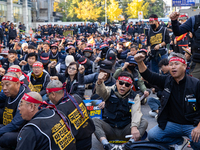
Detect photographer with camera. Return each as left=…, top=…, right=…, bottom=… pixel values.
left=147, top=14, right=170, bottom=73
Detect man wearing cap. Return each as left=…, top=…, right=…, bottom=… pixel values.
left=147, top=14, right=170, bottom=73
left=79, top=60, right=116, bottom=100
left=114, top=56, right=149, bottom=103
left=0, top=72, right=30, bottom=148
left=78, top=56, right=93, bottom=75
left=183, top=47, right=192, bottom=74
left=1, top=49, right=20, bottom=71
left=16, top=92, right=76, bottom=150
left=83, top=47, right=96, bottom=62
left=94, top=71, right=148, bottom=150
left=49, top=43, right=59, bottom=63
left=134, top=52, right=200, bottom=149
left=46, top=80, right=95, bottom=150
left=40, top=52, right=51, bottom=72
left=28, top=61, right=50, bottom=97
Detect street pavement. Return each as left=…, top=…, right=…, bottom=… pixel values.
left=84, top=90, right=192, bottom=150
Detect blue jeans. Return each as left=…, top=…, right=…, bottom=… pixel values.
left=147, top=97, right=160, bottom=111
left=3, top=34, right=8, bottom=46
left=151, top=53, right=168, bottom=73
left=148, top=121, right=200, bottom=150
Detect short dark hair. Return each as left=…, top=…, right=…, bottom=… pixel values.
left=43, top=42, right=50, bottom=47
left=8, top=49, right=17, bottom=54
left=158, top=58, right=169, bottom=68
left=149, top=14, right=158, bottom=19
left=117, top=71, right=134, bottom=83
left=27, top=52, right=37, bottom=60
left=28, top=45, right=36, bottom=50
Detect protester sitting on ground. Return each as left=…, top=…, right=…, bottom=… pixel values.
left=16, top=92, right=76, bottom=150
left=147, top=59, right=170, bottom=118
left=93, top=71, right=148, bottom=150
left=21, top=52, right=38, bottom=75
left=55, top=55, right=75, bottom=73
left=113, top=56, right=149, bottom=104
left=134, top=52, right=200, bottom=149
left=46, top=80, right=95, bottom=150
left=0, top=72, right=30, bottom=149
left=27, top=61, right=50, bottom=98
left=49, top=61, right=85, bottom=99
left=1, top=49, right=20, bottom=71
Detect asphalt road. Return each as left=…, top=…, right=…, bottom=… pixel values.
left=84, top=90, right=192, bottom=150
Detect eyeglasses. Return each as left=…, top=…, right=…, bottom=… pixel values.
left=118, top=80, right=131, bottom=87
left=68, top=66, right=76, bottom=71
left=51, top=47, right=57, bottom=50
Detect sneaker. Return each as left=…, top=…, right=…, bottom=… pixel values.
left=174, top=138, right=189, bottom=150
left=149, top=110, right=157, bottom=117
left=155, top=114, right=158, bottom=120
left=117, top=144, right=126, bottom=150
left=103, top=143, right=119, bottom=150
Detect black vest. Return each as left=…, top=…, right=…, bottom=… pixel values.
left=56, top=94, right=95, bottom=141
left=49, top=51, right=59, bottom=63
left=158, top=75, right=200, bottom=130
left=148, top=26, right=166, bottom=49
left=2, top=86, right=29, bottom=125
left=104, top=89, right=136, bottom=128
left=20, top=109, right=76, bottom=150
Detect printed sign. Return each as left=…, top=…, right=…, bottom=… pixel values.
left=83, top=100, right=102, bottom=119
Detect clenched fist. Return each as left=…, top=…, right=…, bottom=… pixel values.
left=97, top=72, right=107, bottom=85
left=134, top=53, right=146, bottom=63
left=170, top=12, right=180, bottom=21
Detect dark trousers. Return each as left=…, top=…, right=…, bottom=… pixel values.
left=0, top=132, right=18, bottom=149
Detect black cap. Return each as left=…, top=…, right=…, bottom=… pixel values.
left=107, top=53, right=116, bottom=64
left=100, top=60, right=115, bottom=73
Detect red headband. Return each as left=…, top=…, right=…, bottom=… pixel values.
left=2, top=76, right=20, bottom=82
left=32, top=63, right=43, bottom=68
left=169, top=57, right=186, bottom=64
left=118, top=76, right=133, bottom=84
left=149, top=18, right=158, bottom=21
left=22, top=93, right=44, bottom=104
left=40, top=56, right=49, bottom=60
left=46, top=87, right=63, bottom=94
left=7, top=68, right=21, bottom=73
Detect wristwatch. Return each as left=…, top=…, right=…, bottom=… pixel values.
left=159, top=44, right=162, bottom=48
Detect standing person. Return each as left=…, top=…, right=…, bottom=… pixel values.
left=170, top=12, right=200, bottom=79
left=147, top=14, right=170, bottom=73
left=174, top=15, right=189, bottom=54
left=46, top=80, right=95, bottom=150
left=126, top=21, right=135, bottom=36
left=16, top=92, right=76, bottom=150
left=111, top=23, right=118, bottom=34
left=8, top=23, right=17, bottom=42
left=121, top=21, right=127, bottom=34
left=134, top=52, right=200, bottom=150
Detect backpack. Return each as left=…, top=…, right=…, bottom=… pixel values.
left=125, top=141, right=174, bottom=150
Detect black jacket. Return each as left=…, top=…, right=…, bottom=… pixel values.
left=1, top=58, right=20, bottom=71
left=141, top=69, right=200, bottom=130
left=50, top=68, right=85, bottom=99
left=8, top=28, right=17, bottom=39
